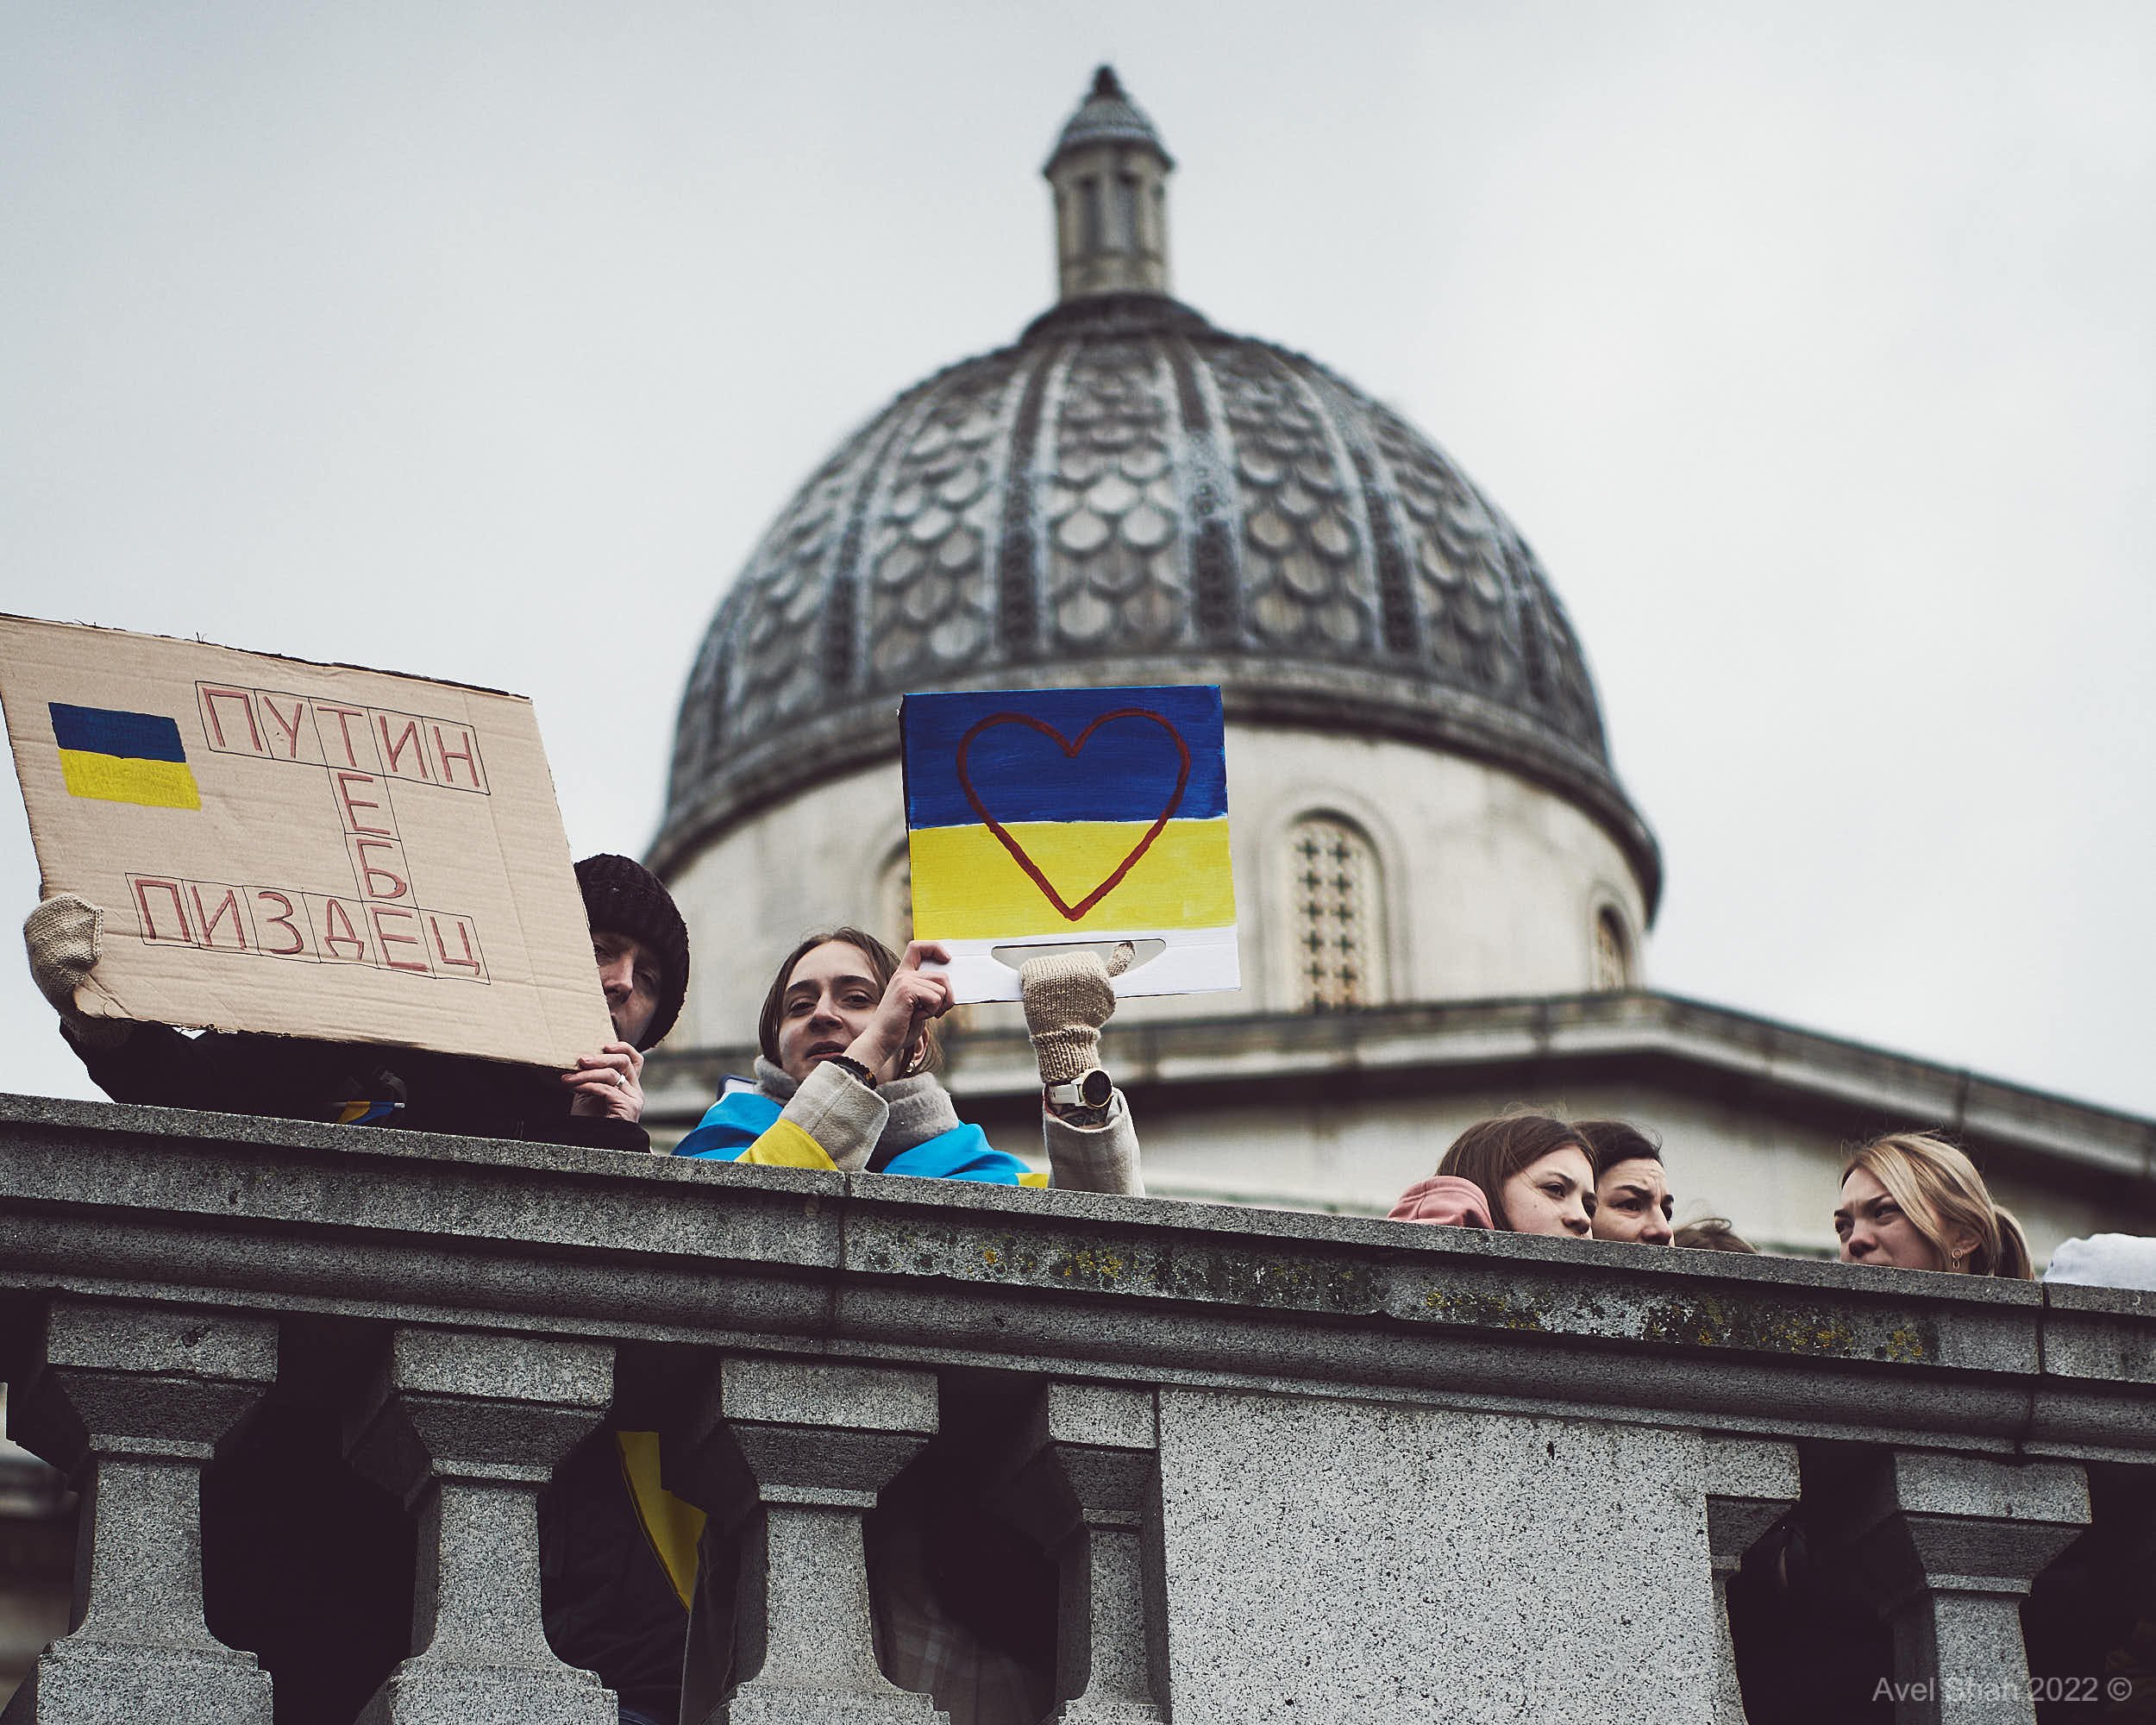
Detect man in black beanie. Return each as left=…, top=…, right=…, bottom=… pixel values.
left=17, top=854, right=693, bottom=1724
left=23, top=852, right=690, bottom=1155
left=576, top=853, right=691, bottom=1045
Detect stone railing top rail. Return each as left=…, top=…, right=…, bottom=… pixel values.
left=3, top=1092, right=2153, bottom=1465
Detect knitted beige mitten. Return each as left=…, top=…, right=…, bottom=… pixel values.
left=1019, top=944, right=1133, bottom=1085
left=23, top=894, right=129, bottom=1047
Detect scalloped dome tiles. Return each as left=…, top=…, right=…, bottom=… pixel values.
left=655, top=70, right=1657, bottom=908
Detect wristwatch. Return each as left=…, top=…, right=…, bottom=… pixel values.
left=1045, top=1068, right=1113, bottom=1110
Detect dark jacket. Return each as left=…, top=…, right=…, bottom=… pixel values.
left=65, top=1020, right=648, bottom=1153
left=540, top=1429, right=698, bottom=1716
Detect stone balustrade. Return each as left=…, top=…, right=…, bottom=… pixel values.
left=2, top=1091, right=2154, bottom=1725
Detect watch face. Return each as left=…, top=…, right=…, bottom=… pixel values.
left=1079, top=1069, right=1113, bottom=1108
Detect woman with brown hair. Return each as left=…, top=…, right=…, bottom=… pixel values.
left=1388, top=1113, right=1596, bottom=1237
left=673, top=926, right=1141, bottom=1192
left=1834, top=1132, right=2033, bottom=1278
left=653, top=929, right=1138, bottom=1725
left=1574, top=1117, right=1675, bottom=1245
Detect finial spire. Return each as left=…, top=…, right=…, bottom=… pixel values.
left=1044, top=65, right=1174, bottom=302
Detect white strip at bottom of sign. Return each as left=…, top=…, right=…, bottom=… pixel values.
left=924, top=925, right=1240, bottom=1005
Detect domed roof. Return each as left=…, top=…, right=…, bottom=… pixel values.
left=655, top=74, right=1658, bottom=911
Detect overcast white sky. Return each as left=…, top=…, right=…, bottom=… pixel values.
left=3, top=1, right=2151, bottom=1117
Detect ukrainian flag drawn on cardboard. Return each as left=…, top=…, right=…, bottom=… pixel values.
left=901, top=685, right=1238, bottom=1002
left=51, top=703, right=202, bottom=811
left=0, top=612, right=614, bottom=1069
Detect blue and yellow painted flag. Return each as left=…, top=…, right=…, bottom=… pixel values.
left=49, top=702, right=202, bottom=811
left=902, top=685, right=1232, bottom=940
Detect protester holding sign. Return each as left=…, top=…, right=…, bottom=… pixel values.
left=673, top=927, right=1142, bottom=1192
left=1, top=617, right=631, bottom=1073
left=22, top=850, right=687, bottom=1151
left=548, top=927, right=1137, bottom=1725
left=22, top=850, right=687, bottom=1719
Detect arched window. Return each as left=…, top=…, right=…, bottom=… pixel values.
left=1592, top=906, right=1633, bottom=992
left=1289, top=815, right=1384, bottom=1011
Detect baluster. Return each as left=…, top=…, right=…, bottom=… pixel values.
left=994, top=1382, right=1167, bottom=1724
left=342, top=1327, right=613, bottom=1725
left=1832, top=1452, right=2089, bottom=1725
left=683, top=1357, right=945, bottom=1724
left=1702, top=1435, right=1799, bottom=1725
left=2, top=1299, right=275, bottom=1725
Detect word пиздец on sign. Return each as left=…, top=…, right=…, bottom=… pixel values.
left=1, top=613, right=612, bottom=1067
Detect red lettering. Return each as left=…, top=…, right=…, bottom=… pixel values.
left=198, top=686, right=263, bottom=755
left=129, top=876, right=194, bottom=945
left=254, top=890, right=308, bottom=957
left=429, top=722, right=486, bottom=793
left=332, top=771, right=396, bottom=837
left=188, top=882, right=251, bottom=952
left=260, top=693, right=311, bottom=762
left=370, top=906, right=429, bottom=974
left=317, top=704, right=375, bottom=770
left=350, top=836, right=410, bottom=900
left=425, top=912, right=484, bottom=977
left=373, top=712, right=431, bottom=781
left=315, top=897, right=370, bottom=963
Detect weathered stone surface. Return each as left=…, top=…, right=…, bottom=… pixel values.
left=995, top=1383, right=1165, bottom=1722
left=5, top=1095, right=2150, bottom=1465
left=1152, top=1389, right=1719, bottom=1724
left=3, top=1302, right=274, bottom=1724
left=711, top=1357, right=937, bottom=1437
left=7, top=1098, right=2155, bottom=1723
left=2026, top=1282, right=2156, bottom=1460
left=0, top=1639, right=269, bottom=1725
left=683, top=1358, right=944, bottom=1725
left=1820, top=1453, right=2090, bottom=1725
left=1701, top=1436, right=1799, bottom=1725
left=345, top=1329, right=613, bottom=1725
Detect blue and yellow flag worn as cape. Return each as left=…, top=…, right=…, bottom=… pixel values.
left=674, top=1082, right=1046, bottom=1185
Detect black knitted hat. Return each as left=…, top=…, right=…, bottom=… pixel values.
left=575, top=854, right=690, bottom=1050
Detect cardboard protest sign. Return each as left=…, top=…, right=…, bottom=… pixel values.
left=0, top=615, right=614, bottom=1068
left=900, top=685, right=1238, bottom=1002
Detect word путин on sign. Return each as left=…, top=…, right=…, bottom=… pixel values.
left=108, top=681, right=494, bottom=981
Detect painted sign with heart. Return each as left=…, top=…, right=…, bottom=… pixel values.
left=900, top=685, right=1238, bottom=1002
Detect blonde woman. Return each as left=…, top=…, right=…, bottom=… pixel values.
left=1833, top=1132, right=2034, bottom=1278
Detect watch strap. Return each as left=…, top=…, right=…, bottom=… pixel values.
left=825, top=1055, right=879, bottom=1090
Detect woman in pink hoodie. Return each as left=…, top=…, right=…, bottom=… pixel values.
left=1388, top=1114, right=1596, bottom=1237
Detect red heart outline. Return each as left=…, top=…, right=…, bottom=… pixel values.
left=955, top=707, right=1193, bottom=922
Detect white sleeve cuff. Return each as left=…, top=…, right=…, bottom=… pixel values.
left=1042, top=1089, right=1143, bottom=1195
left=780, top=1062, right=889, bottom=1174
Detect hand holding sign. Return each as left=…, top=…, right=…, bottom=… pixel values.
left=0, top=614, right=611, bottom=1068
left=850, top=939, right=956, bottom=1078
left=901, top=686, right=1238, bottom=1004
